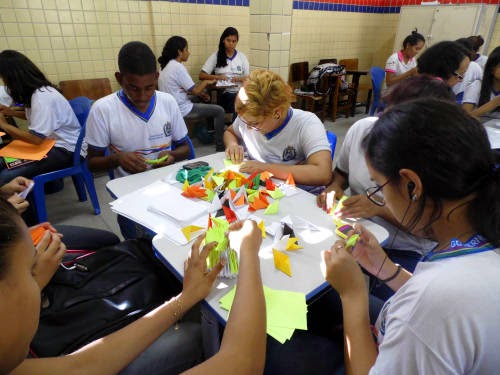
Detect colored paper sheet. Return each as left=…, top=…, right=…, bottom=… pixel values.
left=260, top=171, right=273, bottom=181
left=265, top=179, right=276, bottom=191
left=200, top=189, right=215, bottom=202
left=248, top=196, right=269, bottom=211
left=212, top=175, right=225, bottom=187
left=273, top=249, right=292, bottom=277
left=258, top=191, right=269, bottom=205
left=222, top=205, right=237, bottom=223
left=258, top=220, right=266, bottom=238
left=264, top=200, right=279, bottom=215
left=181, top=184, right=207, bottom=198
left=0, top=138, right=55, bottom=160
left=267, top=188, right=285, bottom=200
left=286, top=237, right=303, bottom=251
left=182, top=179, right=189, bottom=191
left=181, top=225, right=204, bottom=241
left=285, top=173, right=295, bottom=187
left=30, top=226, right=47, bottom=245
left=345, top=233, right=360, bottom=251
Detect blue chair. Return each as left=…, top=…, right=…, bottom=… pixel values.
left=369, top=67, right=385, bottom=116
left=107, top=135, right=196, bottom=180
left=326, top=130, right=337, bottom=159
left=32, top=96, right=100, bottom=222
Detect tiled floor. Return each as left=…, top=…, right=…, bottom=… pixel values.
left=45, top=111, right=368, bottom=239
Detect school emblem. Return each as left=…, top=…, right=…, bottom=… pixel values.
left=237, top=65, right=242, bottom=72
left=163, top=122, right=172, bottom=137
left=282, top=146, right=297, bottom=161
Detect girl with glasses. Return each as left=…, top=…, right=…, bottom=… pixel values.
left=224, top=69, right=332, bottom=188
left=317, top=74, right=456, bottom=300
left=321, top=98, right=500, bottom=374
left=462, top=46, right=500, bottom=119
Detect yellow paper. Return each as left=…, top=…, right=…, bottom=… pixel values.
left=264, top=200, right=279, bottom=215
left=181, top=225, right=204, bottom=241
left=0, top=138, right=56, bottom=160
left=182, top=179, right=189, bottom=191
left=286, top=237, right=303, bottom=251
left=258, top=220, right=266, bottom=238
left=273, top=249, right=292, bottom=277
left=212, top=175, right=224, bottom=186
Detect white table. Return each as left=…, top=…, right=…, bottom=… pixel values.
left=483, top=118, right=500, bottom=149
left=107, top=153, right=389, bottom=324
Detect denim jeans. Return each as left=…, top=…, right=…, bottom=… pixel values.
left=0, top=146, right=74, bottom=185
left=185, top=103, right=225, bottom=148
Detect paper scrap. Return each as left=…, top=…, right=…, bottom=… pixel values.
left=264, top=200, right=279, bottom=215
left=273, top=249, right=292, bottom=276
left=0, top=138, right=55, bottom=160
left=181, top=225, right=205, bottom=241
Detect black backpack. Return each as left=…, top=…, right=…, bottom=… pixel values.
left=30, top=239, right=182, bottom=357
left=305, top=63, right=346, bottom=95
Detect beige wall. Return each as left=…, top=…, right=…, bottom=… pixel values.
left=0, top=0, right=498, bottom=91
left=0, top=0, right=249, bottom=91
left=488, top=16, right=500, bottom=55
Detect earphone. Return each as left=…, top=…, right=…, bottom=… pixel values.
left=407, top=182, right=417, bottom=201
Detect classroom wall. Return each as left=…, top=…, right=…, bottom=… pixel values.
left=0, top=0, right=498, bottom=92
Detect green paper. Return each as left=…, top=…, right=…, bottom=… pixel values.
left=145, top=154, right=168, bottom=164
left=346, top=233, right=360, bottom=250
left=267, top=188, right=285, bottom=200
left=228, top=249, right=239, bottom=274
left=200, top=189, right=215, bottom=202
left=224, top=159, right=235, bottom=167
left=212, top=175, right=225, bottom=186
left=252, top=174, right=261, bottom=188
left=228, top=179, right=238, bottom=189
left=264, top=200, right=279, bottom=215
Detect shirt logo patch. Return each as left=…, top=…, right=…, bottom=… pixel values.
left=163, top=122, right=172, bottom=137
left=237, top=65, right=242, bottom=72
left=282, top=146, right=297, bottom=162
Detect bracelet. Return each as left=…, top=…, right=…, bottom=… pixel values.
left=379, top=263, right=402, bottom=283
left=171, top=296, right=183, bottom=330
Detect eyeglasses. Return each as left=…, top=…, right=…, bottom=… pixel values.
left=365, top=179, right=390, bottom=206
left=453, top=71, right=465, bottom=80
left=237, top=115, right=262, bottom=131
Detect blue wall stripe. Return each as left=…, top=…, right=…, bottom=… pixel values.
left=293, top=1, right=401, bottom=13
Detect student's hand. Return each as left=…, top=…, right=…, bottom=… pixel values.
left=335, top=194, right=382, bottom=219
left=217, top=74, right=229, bottom=81
left=30, top=222, right=60, bottom=235
left=199, top=92, right=211, bottom=102
left=116, top=152, right=148, bottom=174
left=0, top=176, right=33, bottom=196
left=321, top=240, right=367, bottom=299
left=225, top=144, right=244, bottom=163
left=239, top=160, right=265, bottom=174
left=349, top=224, right=387, bottom=277
left=317, top=184, right=345, bottom=211
left=152, top=151, right=175, bottom=168
left=33, top=230, right=67, bottom=289
left=7, top=194, right=29, bottom=214
left=182, top=235, right=224, bottom=303
left=228, top=220, right=262, bottom=255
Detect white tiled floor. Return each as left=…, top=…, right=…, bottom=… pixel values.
left=45, top=111, right=368, bottom=239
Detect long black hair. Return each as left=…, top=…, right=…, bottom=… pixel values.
left=363, top=98, right=499, bottom=246
left=417, top=41, right=469, bottom=81
left=216, top=27, right=239, bottom=68
left=0, top=50, right=55, bottom=107
left=402, top=29, right=425, bottom=49
left=478, top=46, right=500, bottom=108
left=158, top=36, right=188, bottom=70
left=0, top=198, right=22, bottom=279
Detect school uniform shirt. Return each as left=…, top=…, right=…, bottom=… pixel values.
left=463, top=79, right=500, bottom=114
left=85, top=90, right=188, bottom=178
left=201, top=50, right=250, bottom=93
left=231, top=107, right=330, bottom=165
left=475, top=54, right=488, bottom=70
left=452, top=61, right=483, bottom=100
left=26, top=86, right=81, bottom=155
left=336, top=117, right=435, bottom=253
left=370, top=249, right=500, bottom=374
left=158, top=60, right=195, bottom=117
left=0, top=86, right=12, bottom=106
left=384, top=51, right=416, bottom=76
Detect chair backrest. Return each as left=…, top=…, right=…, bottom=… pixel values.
left=289, top=62, right=309, bottom=86
left=318, top=58, right=338, bottom=65
left=326, top=130, right=337, bottom=159
left=68, top=96, right=92, bottom=166
left=60, top=78, right=112, bottom=101
left=339, top=58, right=359, bottom=71
left=369, top=67, right=385, bottom=116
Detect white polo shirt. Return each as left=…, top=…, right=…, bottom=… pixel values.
left=231, top=108, right=330, bottom=164
left=452, top=61, right=483, bottom=99
left=0, top=86, right=12, bottom=106
left=201, top=50, right=250, bottom=93
left=26, top=86, right=81, bottom=154
left=158, top=60, right=195, bottom=117
left=385, top=51, right=416, bottom=76
left=85, top=90, right=188, bottom=178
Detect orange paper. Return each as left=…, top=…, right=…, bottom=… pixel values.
left=234, top=194, right=245, bottom=207
left=260, top=171, right=273, bottom=181
left=182, top=185, right=207, bottom=198
left=0, top=138, right=56, bottom=160
left=285, top=173, right=296, bottom=187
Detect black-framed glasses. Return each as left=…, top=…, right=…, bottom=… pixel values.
left=453, top=71, right=464, bottom=80
left=365, top=179, right=390, bottom=206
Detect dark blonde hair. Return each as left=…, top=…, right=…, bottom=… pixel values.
left=235, top=69, right=294, bottom=119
